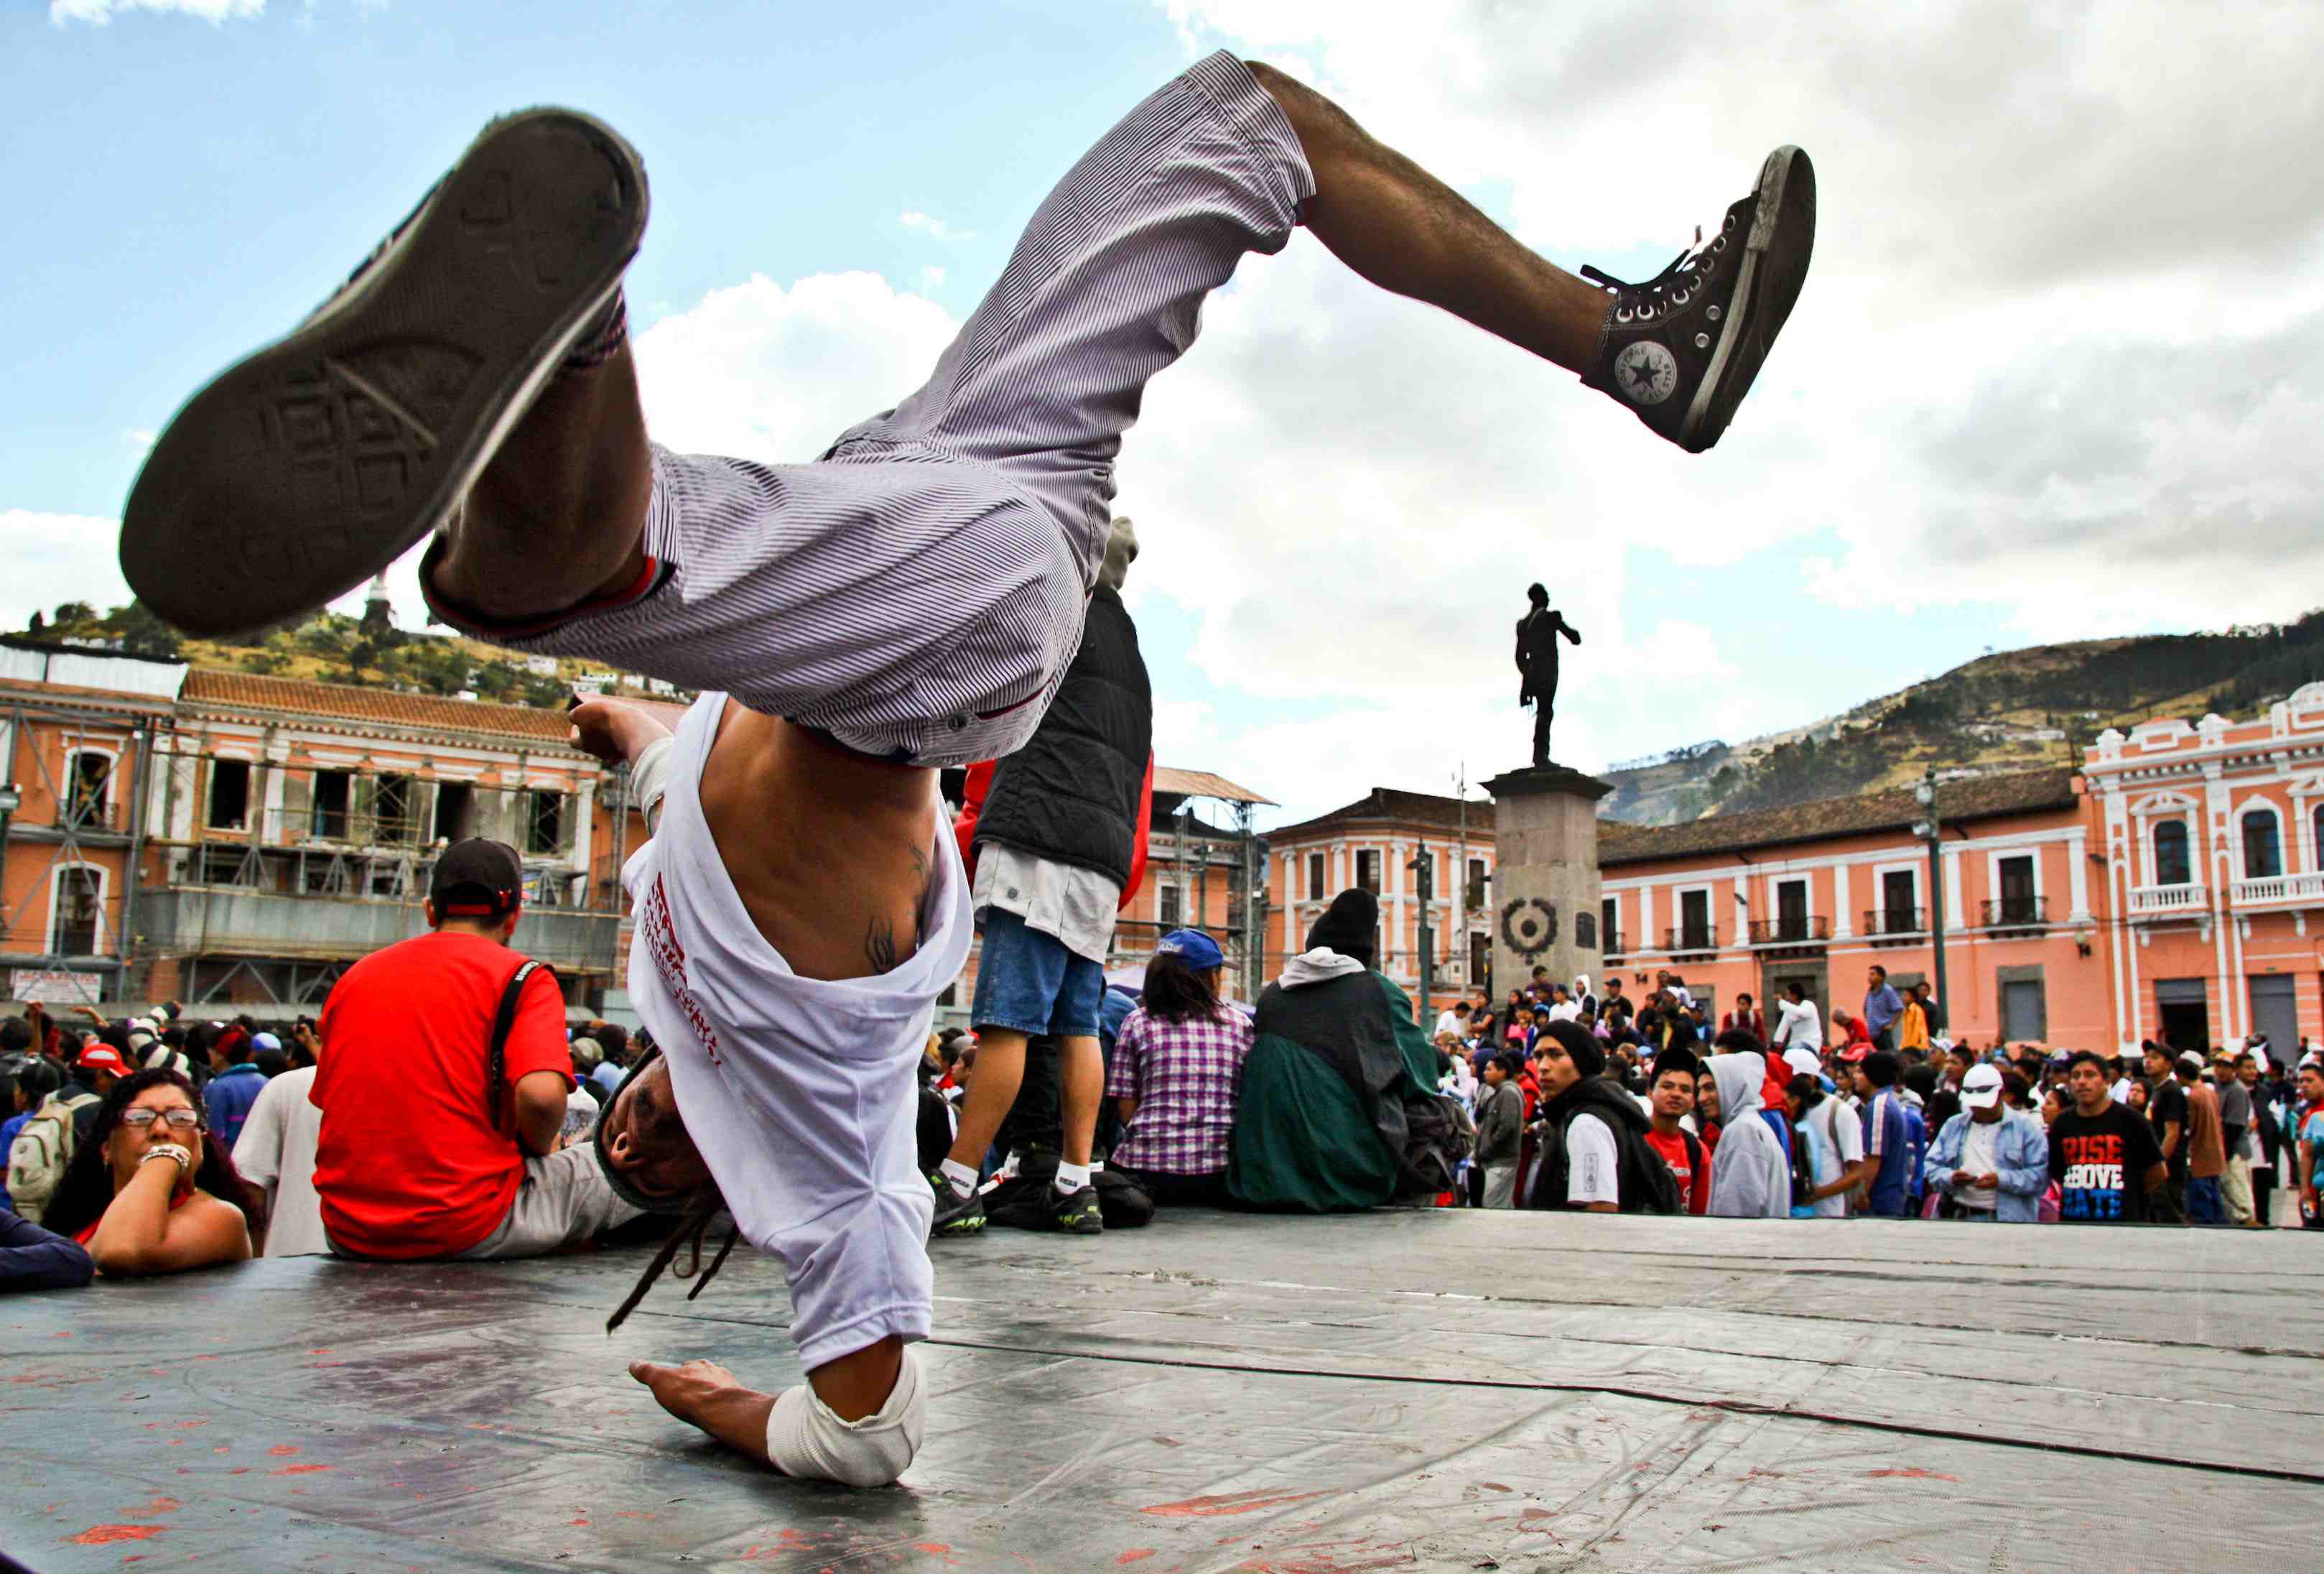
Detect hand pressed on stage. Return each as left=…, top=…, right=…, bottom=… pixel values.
left=629, top=1358, right=776, bottom=1464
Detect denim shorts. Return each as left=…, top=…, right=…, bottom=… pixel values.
left=971, top=907, right=1105, bottom=1038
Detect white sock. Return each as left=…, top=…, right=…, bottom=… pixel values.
left=939, top=1158, right=979, bottom=1200
left=1054, top=1160, right=1092, bottom=1195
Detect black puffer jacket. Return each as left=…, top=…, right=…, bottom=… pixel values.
left=972, top=585, right=1151, bottom=886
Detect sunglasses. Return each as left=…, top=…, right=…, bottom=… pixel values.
left=120, top=1107, right=203, bottom=1131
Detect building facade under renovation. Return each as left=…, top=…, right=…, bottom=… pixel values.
left=0, top=639, right=644, bottom=1014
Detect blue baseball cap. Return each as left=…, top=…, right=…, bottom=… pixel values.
left=1153, top=929, right=1225, bottom=971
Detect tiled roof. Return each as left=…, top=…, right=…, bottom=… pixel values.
left=1154, top=767, right=1275, bottom=806
left=1271, top=787, right=1497, bottom=841
left=180, top=668, right=573, bottom=746
left=1598, top=767, right=2083, bottom=866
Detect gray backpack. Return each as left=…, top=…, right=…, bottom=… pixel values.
left=8, top=1090, right=99, bottom=1223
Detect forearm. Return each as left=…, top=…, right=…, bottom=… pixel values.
left=631, top=733, right=676, bottom=835
left=87, top=1161, right=181, bottom=1273
left=0, top=1214, right=94, bottom=1290
left=691, top=1382, right=778, bottom=1464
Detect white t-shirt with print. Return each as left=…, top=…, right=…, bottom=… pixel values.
left=623, top=695, right=973, bottom=1371
left=1566, top=1114, right=1620, bottom=1207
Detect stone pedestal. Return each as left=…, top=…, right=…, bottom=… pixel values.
left=1484, top=764, right=1614, bottom=1000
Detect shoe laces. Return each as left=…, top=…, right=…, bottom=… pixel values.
left=1581, top=213, right=1733, bottom=325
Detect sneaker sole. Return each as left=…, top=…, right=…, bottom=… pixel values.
left=118, top=109, right=649, bottom=636
left=1680, top=145, right=1814, bottom=453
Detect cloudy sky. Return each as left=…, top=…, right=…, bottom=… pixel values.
left=9, top=0, right=2320, bottom=827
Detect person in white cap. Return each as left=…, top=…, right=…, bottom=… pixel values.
left=1923, top=1063, right=2048, bottom=1223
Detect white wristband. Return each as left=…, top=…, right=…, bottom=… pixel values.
left=763, top=1346, right=924, bottom=1488
left=141, top=1144, right=192, bottom=1172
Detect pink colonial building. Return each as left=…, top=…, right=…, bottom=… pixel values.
left=2085, top=682, right=2324, bottom=1055
left=1598, top=768, right=2104, bottom=1050
left=1265, top=788, right=1498, bottom=1024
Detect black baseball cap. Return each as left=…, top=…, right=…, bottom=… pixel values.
left=430, top=838, right=525, bottom=920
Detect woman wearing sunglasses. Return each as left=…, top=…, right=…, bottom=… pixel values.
left=43, top=1069, right=256, bottom=1277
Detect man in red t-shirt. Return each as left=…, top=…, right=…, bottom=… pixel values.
left=311, top=839, right=638, bottom=1259
left=1642, top=1047, right=1711, bottom=1216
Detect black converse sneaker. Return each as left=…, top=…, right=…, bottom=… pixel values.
left=1581, top=146, right=1814, bottom=453
left=118, top=108, right=649, bottom=637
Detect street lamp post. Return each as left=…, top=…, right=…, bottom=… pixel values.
left=0, top=782, right=19, bottom=943
left=1408, top=836, right=1434, bottom=1027
left=1912, top=769, right=1948, bottom=1028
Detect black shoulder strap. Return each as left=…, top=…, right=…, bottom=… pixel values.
left=487, top=959, right=553, bottom=1134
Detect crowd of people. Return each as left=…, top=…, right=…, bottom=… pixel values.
left=0, top=846, right=659, bottom=1295
left=7, top=909, right=2323, bottom=1308
left=1424, top=963, right=2320, bottom=1225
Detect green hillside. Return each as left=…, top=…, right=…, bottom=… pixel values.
left=1602, top=610, right=2324, bottom=826
left=27, top=596, right=623, bottom=708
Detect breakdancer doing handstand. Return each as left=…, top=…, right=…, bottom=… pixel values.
left=116, top=52, right=1813, bottom=1486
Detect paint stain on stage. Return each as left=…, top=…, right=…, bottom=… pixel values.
left=67, top=1525, right=165, bottom=1545
left=1142, top=1490, right=1334, bottom=1517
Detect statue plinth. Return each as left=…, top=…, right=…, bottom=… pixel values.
left=1484, top=761, right=1612, bottom=1001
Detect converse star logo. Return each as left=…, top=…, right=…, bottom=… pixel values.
left=1614, top=341, right=1678, bottom=406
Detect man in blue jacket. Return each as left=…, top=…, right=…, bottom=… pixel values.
left=1923, top=1063, right=2047, bottom=1222
left=1862, top=965, right=1905, bottom=1054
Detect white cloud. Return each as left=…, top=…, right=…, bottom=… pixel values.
left=898, top=210, right=975, bottom=244
left=1150, top=1, right=2324, bottom=646
left=122, top=428, right=156, bottom=451
left=626, top=270, right=958, bottom=463
left=51, top=0, right=264, bottom=23
left=918, top=264, right=947, bottom=291
left=0, top=510, right=134, bottom=630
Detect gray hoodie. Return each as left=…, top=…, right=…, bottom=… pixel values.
left=1705, top=1052, right=1790, bottom=1219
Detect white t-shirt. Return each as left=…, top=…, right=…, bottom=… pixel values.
left=1435, top=1010, right=1464, bottom=1039
left=1804, top=1095, right=1866, bottom=1218
left=1956, top=1119, right=2000, bottom=1210
left=1566, top=1114, right=1620, bottom=1207
left=623, top=695, right=973, bottom=1371
left=232, top=1065, right=327, bottom=1258
left=2111, top=1076, right=2133, bottom=1105
left=1776, top=998, right=1823, bottom=1051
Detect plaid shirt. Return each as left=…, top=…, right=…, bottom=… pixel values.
left=1107, top=1003, right=1253, bottom=1176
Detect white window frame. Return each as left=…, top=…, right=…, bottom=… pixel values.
left=46, top=861, right=110, bottom=958
left=2147, top=815, right=2195, bottom=888
left=1872, top=861, right=1924, bottom=931
left=1986, top=848, right=2043, bottom=922
left=2236, top=800, right=2285, bottom=881
left=62, top=744, right=119, bottom=820
left=1673, top=881, right=1716, bottom=950
left=1771, top=874, right=1812, bottom=932
left=1156, top=879, right=1184, bottom=928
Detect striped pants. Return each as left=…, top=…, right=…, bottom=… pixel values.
left=442, top=52, right=1314, bottom=766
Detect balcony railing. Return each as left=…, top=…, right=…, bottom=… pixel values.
left=1665, top=925, right=1718, bottom=954
left=139, top=887, right=621, bottom=973
left=2230, top=871, right=2324, bottom=907
left=1602, top=930, right=1625, bottom=958
left=2129, top=882, right=2207, bottom=917
left=1749, top=915, right=1829, bottom=946
left=1981, top=895, right=2048, bottom=927
left=1863, top=907, right=1926, bottom=937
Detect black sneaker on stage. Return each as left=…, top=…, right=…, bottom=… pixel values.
left=117, top=108, right=649, bottom=637
left=1580, top=145, right=1814, bottom=453
left=1046, top=1183, right=1105, bottom=1236
left=929, top=1170, right=987, bottom=1239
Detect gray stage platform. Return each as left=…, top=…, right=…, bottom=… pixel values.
left=6, top=1210, right=2322, bottom=1572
